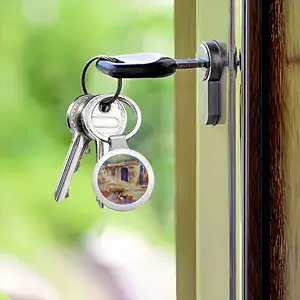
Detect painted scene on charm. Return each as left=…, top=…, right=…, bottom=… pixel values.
left=97, top=154, right=149, bottom=205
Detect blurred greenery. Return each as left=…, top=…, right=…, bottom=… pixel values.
left=0, top=292, right=10, bottom=300
left=0, top=0, right=174, bottom=267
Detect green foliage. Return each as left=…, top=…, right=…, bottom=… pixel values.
left=0, top=0, right=174, bottom=261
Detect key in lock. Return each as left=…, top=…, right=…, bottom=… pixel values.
left=95, top=40, right=226, bottom=125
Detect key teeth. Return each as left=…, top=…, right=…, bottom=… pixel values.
left=54, top=192, right=60, bottom=202
left=54, top=190, right=69, bottom=202
left=75, top=162, right=80, bottom=172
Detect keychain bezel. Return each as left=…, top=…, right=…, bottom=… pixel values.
left=92, top=148, right=154, bottom=211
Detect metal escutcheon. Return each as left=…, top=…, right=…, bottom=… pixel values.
left=197, top=40, right=225, bottom=125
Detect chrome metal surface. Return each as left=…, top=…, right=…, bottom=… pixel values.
left=81, top=94, right=141, bottom=143
left=175, top=58, right=210, bottom=69
left=197, top=44, right=210, bottom=81
left=54, top=94, right=94, bottom=202
left=197, top=40, right=224, bottom=125
left=109, top=135, right=129, bottom=150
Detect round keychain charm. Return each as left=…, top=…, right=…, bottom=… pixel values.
left=91, top=94, right=154, bottom=211
left=92, top=147, right=154, bottom=211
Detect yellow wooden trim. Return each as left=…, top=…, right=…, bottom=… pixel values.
left=196, top=1, right=232, bottom=299
left=174, top=0, right=197, bottom=300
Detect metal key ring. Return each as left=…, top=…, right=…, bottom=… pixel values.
left=80, top=55, right=122, bottom=107
left=81, top=94, right=142, bottom=143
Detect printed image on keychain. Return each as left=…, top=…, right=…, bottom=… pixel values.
left=89, top=96, right=154, bottom=211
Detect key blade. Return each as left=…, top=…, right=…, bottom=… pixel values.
left=54, top=133, right=89, bottom=202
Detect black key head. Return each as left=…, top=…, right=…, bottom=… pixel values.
left=95, top=53, right=177, bottom=79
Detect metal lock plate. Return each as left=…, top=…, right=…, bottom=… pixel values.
left=197, top=40, right=225, bottom=125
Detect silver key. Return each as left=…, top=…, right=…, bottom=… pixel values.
left=54, top=94, right=94, bottom=202
left=81, top=94, right=127, bottom=158
left=81, top=94, right=127, bottom=207
left=66, top=97, right=92, bottom=156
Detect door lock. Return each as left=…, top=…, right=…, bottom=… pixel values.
left=90, top=40, right=225, bottom=125
left=196, top=41, right=224, bottom=125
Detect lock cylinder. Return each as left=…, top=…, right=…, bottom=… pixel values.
left=197, top=40, right=224, bottom=125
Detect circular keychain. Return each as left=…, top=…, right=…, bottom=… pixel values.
left=89, top=95, right=155, bottom=211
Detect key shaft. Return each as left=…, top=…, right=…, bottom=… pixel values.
left=175, top=58, right=210, bottom=69
left=55, top=133, right=89, bottom=202
left=54, top=94, right=94, bottom=202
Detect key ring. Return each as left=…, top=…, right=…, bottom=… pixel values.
left=80, top=55, right=123, bottom=111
